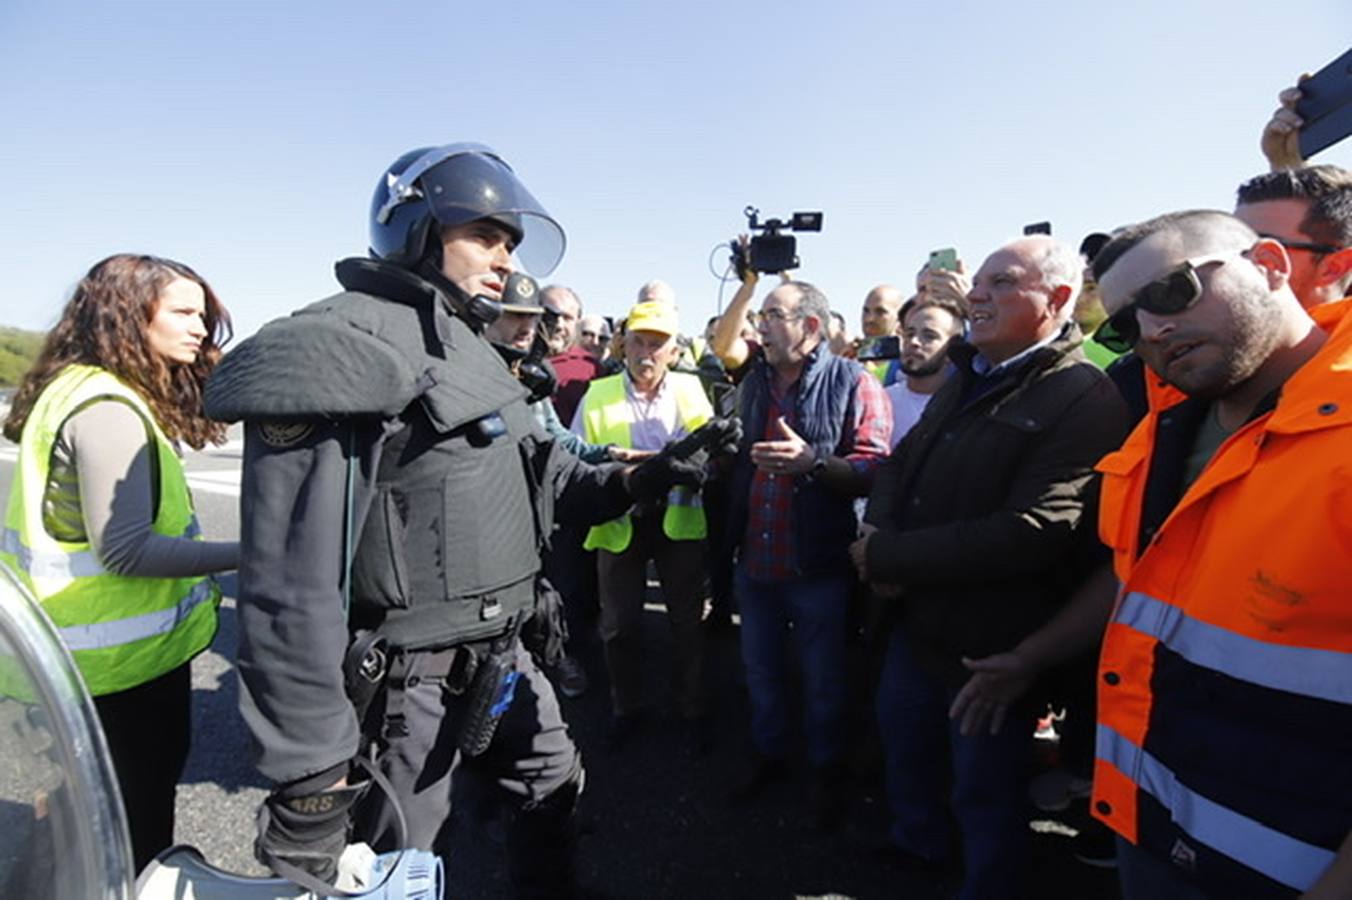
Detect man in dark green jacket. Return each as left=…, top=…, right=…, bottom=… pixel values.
left=851, top=236, right=1129, bottom=900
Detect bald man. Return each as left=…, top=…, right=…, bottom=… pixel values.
left=858, top=284, right=905, bottom=383
left=855, top=236, right=1128, bottom=898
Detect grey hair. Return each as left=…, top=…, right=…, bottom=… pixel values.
left=1027, top=239, right=1083, bottom=322
left=541, top=284, right=582, bottom=314
left=785, top=280, right=831, bottom=329
left=636, top=279, right=676, bottom=305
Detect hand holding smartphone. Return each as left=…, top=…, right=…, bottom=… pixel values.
left=928, top=247, right=959, bottom=272
left=1296, top=48, right=1352, bottom=159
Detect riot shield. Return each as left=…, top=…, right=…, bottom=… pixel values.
left=0, top=561, right=135, bottom=898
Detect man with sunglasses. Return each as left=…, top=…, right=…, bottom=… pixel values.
left=1235, top=165, right=1352, bottom=310
left=952, top=210, right=1352, bottom=899
left=1092, top=166, right=1352, bottom=427
left=1095, top=167, right=1352, bottom=365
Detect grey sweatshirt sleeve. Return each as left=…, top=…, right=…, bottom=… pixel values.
left=64, top=400, right=239, bottom=577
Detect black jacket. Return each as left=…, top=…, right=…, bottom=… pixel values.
left=864, top=326, right=1129, bottom=685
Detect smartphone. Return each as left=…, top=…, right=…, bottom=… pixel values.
left=1297, top=48, right=1352, bottom=158
left=928, top=247, right=958, bottom=272
left=857, top=335, right=901, bottom=361
left=1023, top=221, right=1052, bottom=236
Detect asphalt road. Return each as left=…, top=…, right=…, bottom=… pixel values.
left=0, top=430, right=1121, bottom=899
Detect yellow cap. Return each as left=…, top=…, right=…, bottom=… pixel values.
left=625, top=300, right=680, bottom=337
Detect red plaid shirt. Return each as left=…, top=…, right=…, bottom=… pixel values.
left=743, top=371, right=891, bottom=581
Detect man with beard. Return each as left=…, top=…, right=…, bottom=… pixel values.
left=543, top=284, right=582, bottom=354
left=726, top=280, right=892, bottom=827
left=884, top=294, right=967, bottom=449
left=543, top=285, right=601, bottom=427
left=951, top=210, right=1352, bottom=899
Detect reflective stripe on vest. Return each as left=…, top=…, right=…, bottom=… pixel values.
left=580, top=372, right=711, bottom=552
left=1115, top=590, right=1352, bottom=705
left=1097, top=723, right=1333, bottom=891
left=1, top=516, right=203, bottom=583
left=0, top=365, right=219, bottom=695
left=1, top=526, right=105, bottom=579
left=59, top=577, right=216, bottom=651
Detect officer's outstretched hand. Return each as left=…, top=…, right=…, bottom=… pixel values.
left=256, top=781, right=365, bottom=886
left=626, top=416, right=743, bottom=501
left=519, top=358, right=558, bottom=404
left=626, top=444, right=707, bottom=503
left=693, top=416, right=743, bottom=459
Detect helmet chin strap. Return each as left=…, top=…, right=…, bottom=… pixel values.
left=416, top=259, right=502, bottom=330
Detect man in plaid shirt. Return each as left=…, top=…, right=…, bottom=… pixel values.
left=723, top=279, right=891, bottom=828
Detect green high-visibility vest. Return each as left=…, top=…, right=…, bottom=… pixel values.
left=580, top=371, right=712, bottom=553
left=0, top=365, right=220, bottom=696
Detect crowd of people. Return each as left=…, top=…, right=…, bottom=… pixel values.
left=2, top=81, right=1349, bottom=900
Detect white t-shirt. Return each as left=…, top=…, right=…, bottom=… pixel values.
left=884, top=380, right=935, bottom=450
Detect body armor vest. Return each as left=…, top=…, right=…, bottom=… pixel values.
left=351, top=390, right=543, bottom=649
left=206, top=258, right=549, bottom=651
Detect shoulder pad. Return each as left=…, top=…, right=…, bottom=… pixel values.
left=205, top=295, right=422, bottom=421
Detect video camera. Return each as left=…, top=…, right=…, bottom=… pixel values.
left=730, top=206, right=823, bottom=275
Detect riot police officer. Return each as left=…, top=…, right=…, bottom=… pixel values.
left=205, top=144, right=709, bottom=896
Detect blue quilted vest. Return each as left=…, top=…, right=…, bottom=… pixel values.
left=730, top=344, right=862, bottom=578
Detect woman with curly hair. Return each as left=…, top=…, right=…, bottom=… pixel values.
left=1, top=253, right=239, bottom=871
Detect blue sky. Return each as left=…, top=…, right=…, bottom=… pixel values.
left=2, top=1, right=1348, bottom=339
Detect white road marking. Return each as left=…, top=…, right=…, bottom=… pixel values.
left=4, top=439, right=242, bottom=496
left=187, top=470, right=242, bottom=497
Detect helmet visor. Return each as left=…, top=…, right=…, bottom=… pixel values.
left=415, top=147, right=566, bottom=276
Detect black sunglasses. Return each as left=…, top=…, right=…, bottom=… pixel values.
left=1094, top=251, right=1239, bottom=353
left=1256, top=233, right=1341, bottom=256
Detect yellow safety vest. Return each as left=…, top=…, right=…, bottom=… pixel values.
left=0, top=365, right=220, bottom=696
left=580, top=371, right=711, bottom=552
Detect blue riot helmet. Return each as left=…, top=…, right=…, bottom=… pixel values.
left=369, top=143, right=566, bottom=277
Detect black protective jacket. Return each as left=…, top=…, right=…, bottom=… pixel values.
left=205, top=259, right=630, bottom=785
left=863, top=326, right=1129, bottom=685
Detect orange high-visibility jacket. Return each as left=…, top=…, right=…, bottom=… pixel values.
left=1092, top=298, right=1352, bottom=897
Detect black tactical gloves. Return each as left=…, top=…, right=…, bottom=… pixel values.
left=693, top=416, right=743, bottom=458
left=627, top=416, right=743, bottom=503
left=256, top=781, right=365, bottom=885
left=518, top=358, right=558, bottom=405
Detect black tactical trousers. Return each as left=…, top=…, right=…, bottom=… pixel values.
left=355, top=638, right=582, bottom=897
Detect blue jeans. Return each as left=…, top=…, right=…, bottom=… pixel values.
left=735, top=567, right=849, bottom=768
left=876, top=624, right=1030, bottom=900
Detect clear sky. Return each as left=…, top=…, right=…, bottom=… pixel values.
left=2, top=1, right=1348, bottom=340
